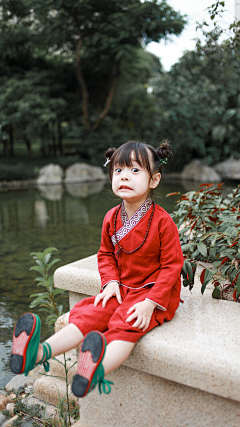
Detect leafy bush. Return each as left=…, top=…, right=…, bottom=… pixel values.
left=170, top=184, right=240, bottom=301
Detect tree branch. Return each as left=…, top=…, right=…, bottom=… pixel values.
left=76, top=34, right=90, bottom=132
left=93, top=68, right=118, bottom=131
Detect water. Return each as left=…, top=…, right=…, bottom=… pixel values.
left=0, top=177, right=227, bottom=388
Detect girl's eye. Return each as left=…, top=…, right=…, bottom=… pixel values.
left=132, top=168, right=139, bottom=173
left=115, top=168, right=122, bottom=173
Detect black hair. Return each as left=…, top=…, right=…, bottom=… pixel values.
left=105, top=140, right=172, bottom=181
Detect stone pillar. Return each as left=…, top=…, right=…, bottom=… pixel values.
left=235, top=0, right=240, bottom=21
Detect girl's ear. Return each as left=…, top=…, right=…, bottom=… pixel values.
left=150, top=172, right=161, bottom=189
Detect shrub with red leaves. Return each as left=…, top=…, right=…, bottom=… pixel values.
left=170, top=184, right=240, bottom=301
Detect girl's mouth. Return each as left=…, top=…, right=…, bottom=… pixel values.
left=119, top=185, right=132, bottom=190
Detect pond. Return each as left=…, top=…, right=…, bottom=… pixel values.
left=0, top=177, right=234, bottom=388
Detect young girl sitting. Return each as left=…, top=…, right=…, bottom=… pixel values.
left=11, top=140, right=184, bottom=398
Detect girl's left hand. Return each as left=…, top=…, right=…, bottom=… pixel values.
left=126, top=300, right=156, bottom=332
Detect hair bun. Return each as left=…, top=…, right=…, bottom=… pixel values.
left=105, top=147, right=116, bottom=159
left=156, top=140, right=173, bottom=159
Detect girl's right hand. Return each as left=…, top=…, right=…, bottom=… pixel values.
left=94, top=281, right=122, bottom=308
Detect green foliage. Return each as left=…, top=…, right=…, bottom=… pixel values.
left=0, top=0, right=185, bottom=160
left=3, top=390, right=56, bottom=427
left=29, top=247, right=63, bottom=326
left=152, top=5, right=240, bottom=170
left=171, top=184, right=240, bottom=300
left=29, top=247, right=78, bottom=426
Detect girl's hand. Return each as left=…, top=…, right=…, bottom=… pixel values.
left=94, top=281, right=122, bottom=308
left=126, top=300, right=156, bottom=331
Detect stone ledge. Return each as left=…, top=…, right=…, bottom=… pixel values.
left=54, top=254, right=240, bottom=404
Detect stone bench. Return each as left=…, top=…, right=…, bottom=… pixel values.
left=53, top=254, right=240, bottom=427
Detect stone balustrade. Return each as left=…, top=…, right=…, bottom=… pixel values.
left=52, top=254, right=240, bottom=427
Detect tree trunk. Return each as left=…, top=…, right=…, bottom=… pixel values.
left=76, top=35, right=90, bottom=133
left=8, top=124, right=14, bottom=157
left=51, top=121, right=57, bottom=156
left=57, top=121, right=63, bottom=155
left=93, top=69, right=118, bottom=131
left=24, top=135, right=32, bottom=158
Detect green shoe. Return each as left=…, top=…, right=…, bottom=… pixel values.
left=72, top=331, right=113, bottom=398
left=10, top=313, right=41, bottom=376
left=36, top=342, right=52, bottom=373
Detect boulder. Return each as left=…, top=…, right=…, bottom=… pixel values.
left=214, top=157, right=240, bottom=180
left=37, top=164, right=63, bottom=185
left=181, top=159, right=221, bottom=182
left=64, top=162, right=106, bottom=183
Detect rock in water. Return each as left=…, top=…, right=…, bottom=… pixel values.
left=215, top=157, right=240, bottom=180
left=181, top=159, right=221, bottom=182
left=64, top=162, right=106, bottom=183
left=37, top=164, right=63, bottom=185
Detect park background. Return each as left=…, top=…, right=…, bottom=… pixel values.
left=0, top=0, right=240, bottom=390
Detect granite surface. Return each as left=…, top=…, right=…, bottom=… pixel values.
left=54, top=254, right=240, bottom=406
left=79, top=365, right=240, bottom=427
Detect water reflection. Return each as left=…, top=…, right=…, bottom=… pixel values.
left=65, top=181, right=105, bottom=198
left=35, top=200, right=49, bottom=227
left=37, top=184, right=64, bottom=201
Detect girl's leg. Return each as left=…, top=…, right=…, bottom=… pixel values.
left=102, top=340, right=135, bottom=376
left=36, top=323, right=84, bottom=364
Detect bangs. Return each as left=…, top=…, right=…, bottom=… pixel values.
left=109, top=141, right=152, bottom=179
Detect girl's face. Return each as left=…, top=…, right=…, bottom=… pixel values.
left=112, top=153, right=161, bottom=206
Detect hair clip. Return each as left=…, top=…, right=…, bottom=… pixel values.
left=103, top=158, right=111, bottom=167
left=159, top=157, right=168, bottom=167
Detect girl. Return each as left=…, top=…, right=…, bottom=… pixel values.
left=11, top=140, right=184, bottom=398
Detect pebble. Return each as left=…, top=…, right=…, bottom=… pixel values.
left=0, top=397, right=8, bottom=411
left=0, top=391, right=6, bottom=397
left=2, top=415, right=18, bottom=427
left=5, top=404, right=15, bottom=416
left=24, top=386, right=33, bottom=395
left=5, top=375, right=34, bottom=393
left=0, top=413, right=7, bottom=426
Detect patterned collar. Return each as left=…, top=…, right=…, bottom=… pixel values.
left=111, top=196, right=153, bottom=247
left=120, top=196, right=152, bottom=225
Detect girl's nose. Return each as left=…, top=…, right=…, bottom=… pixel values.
left=121, top=170, right=129, bottom=180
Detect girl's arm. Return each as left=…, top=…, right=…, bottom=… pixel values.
left=145, top=214, right=184, bottom=310
left=97, top=212, right=120, bottom=288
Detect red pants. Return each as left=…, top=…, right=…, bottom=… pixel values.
left=69, top=285, right=165, bottom=344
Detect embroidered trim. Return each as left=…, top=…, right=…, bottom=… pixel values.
left=119, top=281, right=155, bottom=290
left=111, top=196, right=152, bottom=246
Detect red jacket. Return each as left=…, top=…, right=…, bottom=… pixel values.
left=97, top=200, right=184, bottom=320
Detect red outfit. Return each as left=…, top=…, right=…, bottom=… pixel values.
left=69, top=197, right=184, bottom=344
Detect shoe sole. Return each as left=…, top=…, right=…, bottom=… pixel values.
left=72, top=331, right=106, bottom=398
left=10, top=313, right=41, bottom=375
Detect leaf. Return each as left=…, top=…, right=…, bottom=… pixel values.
left=30, top=252, right=44, bottom=261
left=44, top=253, right=52, bottom=264
left=29, top=298, right=50, bottom=308
left=201, top=269, right=214, bottom=294
left=212, top=286, right=221, bottom=299
left=43, top=247, right=58, bottom=257
left=200, top=268, right=206, bottom=285
left=30, top=265, right=45, bottom=274
left=30, top=292, right=49, bottom=298
left=198, top=242, right=207, bottom=257
left=221, top=256, right=229, bottom=265
left=211, top=234, right=218, bottom=247
left=52, top=288, right=65, bottom=296
left=46, top=258, right=61, bottom=273
left=166, top=192, right=181, bottom=197
left=235, top=273, right=240, bottom=299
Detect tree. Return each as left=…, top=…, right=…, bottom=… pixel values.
left=152, top=5, right=240, bottom=170
left=24, top=0, right=186, bottom=135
